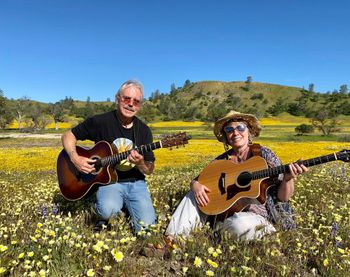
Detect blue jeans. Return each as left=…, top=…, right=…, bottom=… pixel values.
left=95, top=180, right=156, bottom=232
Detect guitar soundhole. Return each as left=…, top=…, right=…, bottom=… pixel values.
left=91, top=156, right=102, bottom=175
left=236, top=171, right=252, bottom=188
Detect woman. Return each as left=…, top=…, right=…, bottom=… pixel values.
left=165, top=110, right=308, bottom=241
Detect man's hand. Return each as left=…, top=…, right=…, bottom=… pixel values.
left=127, top=149, right=154, bottom=175
left=127, top=149, right=144, bottom=166
left=70, top=154, right=96, bottom=174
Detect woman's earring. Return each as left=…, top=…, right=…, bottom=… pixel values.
left=248, top=135, right=253, bottom=145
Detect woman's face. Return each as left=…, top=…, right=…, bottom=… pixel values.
left=224, top=121, right=250, bottom=149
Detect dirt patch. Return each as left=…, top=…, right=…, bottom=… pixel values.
left=0, top=133, right=61, bottom=139
left=0, top=133, right=62, bottom=148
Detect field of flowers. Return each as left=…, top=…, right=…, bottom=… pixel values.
left=1, top=121, right=350, bottom=276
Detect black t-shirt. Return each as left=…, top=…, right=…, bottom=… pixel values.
left=71, top=110, right=155, bottom=181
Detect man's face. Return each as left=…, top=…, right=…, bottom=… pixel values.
left=116, top=86, right=142, bottom=119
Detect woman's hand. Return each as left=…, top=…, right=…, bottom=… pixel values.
left=284, top=160, right=308, bottom=182
left=278, top=159, right=308, bottom=201
left=191, top=180, right=211, bottom=207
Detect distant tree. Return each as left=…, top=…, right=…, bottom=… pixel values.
left=250, top=93, right=264, bottom=100
left=226, top=94, right=242, bottom=110
left=308, top=83, right=314, bottom=93
left=84, top=96, right=95, bottom=117
left=149, top=89, right=161, bottom=101
left=267, top=97, right=288, bottom=116
left=246, top=76, right=253, bottom=83
left=287, top=102, right=306, bottom=116
left=311, top=109, right=341, bottom=136
left=158, top=97, right=171, bottom=115
left=14, top=97, right=30, bottom=129
left=244, top=76, right=253, bottom=91
left=183, top=79, right=192, bottom=88
left=62, top=96, right=75, bottom=108
left=295, top=124, right=314, bottom=136
left=106, top=97, right=111, bottom=102
left=206, top=101, right=229, bottom=121
left=137, top=102, right=159, bottom=122
left=27, top=102, right=51, bottom=130
left=337, top=100, right=350, bottom=115
left=0, top=89, right=13, bottom=128
left=49, top=101, right=68, bottom=130
left=339, top=84, right=348, bottom=95
left=170, top=83, right=177, bottom=94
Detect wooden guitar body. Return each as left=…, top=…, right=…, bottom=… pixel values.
left=198, top=149, right=350, bottom=215
left=198, top=156, right=272, bottom=215
left=57, top=141, right=117, bottom=201
left=57, top=132, right=192, bottom=201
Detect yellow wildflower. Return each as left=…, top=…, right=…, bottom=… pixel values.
left=208, top=247, right=215, bottom=254
left=323, top=259, right=329, bottom=267
left=111, top=249, right=124, bottom=262
left=194, top=256, right=202, bottom=267
left=207, top=258, right=218, bottom=268
left=87, top=269, right=95, bottom=277
left=0, top=245, right=8, bottom=252
left=206, top=270, right=214, bottom=276
left=103, top=266, right=112, bottom=271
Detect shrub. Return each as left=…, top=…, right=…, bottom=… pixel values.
left=295, top=124, right=314, bottom=136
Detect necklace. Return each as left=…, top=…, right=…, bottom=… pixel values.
left=115, top=110, right=136, bottom=143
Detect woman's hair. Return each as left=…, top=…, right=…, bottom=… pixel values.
left=115, top=79, right=144, bottom=100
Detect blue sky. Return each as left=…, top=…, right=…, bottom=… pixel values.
left=1, top=0, right=349, bottom=103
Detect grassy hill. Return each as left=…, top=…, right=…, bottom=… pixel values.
left=144, top=80, right=349, bottom=122
left=2, top=80, right=349, bottom=128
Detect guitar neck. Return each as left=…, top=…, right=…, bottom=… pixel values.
left=100, top=141, right=162, bottom=166
left=252, top=152, right=340, bottom=180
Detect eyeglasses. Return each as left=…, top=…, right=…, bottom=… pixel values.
left=119, top=95, right=141, bottom=107
left=224, top=123, right=247, bottom=134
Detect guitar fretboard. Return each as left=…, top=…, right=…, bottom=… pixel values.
left=100, top=141, right=162, bottom=166
left=251, top=152, right=339, bottom=180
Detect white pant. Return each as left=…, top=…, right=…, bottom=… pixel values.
left=165, top=191, right=276, bottom=241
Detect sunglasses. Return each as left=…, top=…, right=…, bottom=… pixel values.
left=120, top=95, right=141, bottom=107
left=224, top=123, right=247, bottom=134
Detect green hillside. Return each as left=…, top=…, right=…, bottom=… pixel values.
left=1, top=80, right=349, bottom=129
left=143, top=80, right=350, bottom=122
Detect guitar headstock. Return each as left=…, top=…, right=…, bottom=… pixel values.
left=161, top=132, right=192, bottom=148
left=337, top=149, right=350, bottom=162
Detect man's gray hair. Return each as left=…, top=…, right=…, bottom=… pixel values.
left=116, top=79, right=144, bottom=100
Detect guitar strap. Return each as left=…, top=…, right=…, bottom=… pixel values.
left=209, top=143, right=262, bottom=226
left=250, top=143, right=262, bottom=157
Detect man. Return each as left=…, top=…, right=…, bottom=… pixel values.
left=61, top=80, right=156, bottom=233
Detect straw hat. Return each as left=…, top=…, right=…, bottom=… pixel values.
left=214, top=110, right=262, bottom=142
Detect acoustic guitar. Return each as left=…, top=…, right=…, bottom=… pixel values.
left=57, top=132, right=191, bottom=201
left=198, top=149, right=350, bottom=215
